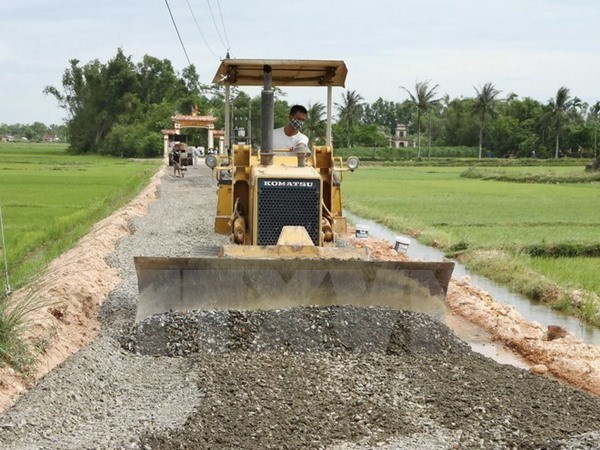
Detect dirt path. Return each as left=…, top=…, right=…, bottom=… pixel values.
left=0, top=163, right=598, bottom=416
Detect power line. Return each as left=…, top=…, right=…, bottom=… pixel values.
left=206, top=0, right=227, bottom=53
left=216, top=0, right=231, bottom=52
left=185, top=0, right=219, bottom=59
left=164, top=0, right=193, bottom=66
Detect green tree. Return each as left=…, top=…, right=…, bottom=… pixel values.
left=546, top=87, right=581, bottom=158
left=363, top=98, right=412, bottom=135
left=44, top=49, right=139, bottom=152
left=44, top=49, right=203, bottom=156
left=440, top=97, right=477, bottom=147
left=136, top=56, right=180, bottom=105
left=401, top=81, right=440, bottom=158
left=353, top=124, right=389, bottom=147
left=335, top=90, right=364, bottom=148
left=304, top=102, right=326, bottom=147
left=497, top=95, right=547, bottom=157
left=472, top=83, right=501, bottom=159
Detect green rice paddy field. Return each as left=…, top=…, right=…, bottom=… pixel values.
left=0, top=143, right=160, bottom=290
left=343, top=166, right=600, bottom=298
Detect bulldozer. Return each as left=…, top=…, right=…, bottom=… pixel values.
left=134, top=59, right=454, bottom=322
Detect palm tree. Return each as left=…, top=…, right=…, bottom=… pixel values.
left=335, top=90, right=364, bottom=148
left=401, top=81, right=439, bottom=158
left=304, top=102, right=326, bottom=147
left=547, top=87, right=581, bottom=159
left=590, top=101, right=600, bottom=159
left=472, top=83, right=501, bottom=159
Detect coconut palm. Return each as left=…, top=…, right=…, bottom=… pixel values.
left=472, top=83, right=501, bottom=159
left=547, top=87, right=581, bottom=159
left=401, top=81, right=439, bottom=158
left=590, top=101, right=600, bottom=159
left=335, top=90, right=364, bottom=148
left=304, top=102, right=326, bottom=147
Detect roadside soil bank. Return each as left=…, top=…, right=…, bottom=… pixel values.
left=0, top=168, right=163, bottom=412
left=345, top=229, right=600, bottom=396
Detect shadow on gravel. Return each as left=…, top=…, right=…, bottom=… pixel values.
left=128, top=306, right=600, bottom=450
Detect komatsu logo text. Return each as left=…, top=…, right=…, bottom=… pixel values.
left=262, top=180, right=315, bottom=188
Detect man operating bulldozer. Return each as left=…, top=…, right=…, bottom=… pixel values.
left=273, top=104, right=309, bottom=153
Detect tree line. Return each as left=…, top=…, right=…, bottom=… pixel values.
left=0, top=123, right=66, bottom=142
left=39, top=49, right=599, bottom=159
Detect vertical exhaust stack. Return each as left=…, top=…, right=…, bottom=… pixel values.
left=260, top=65, right=274, bottom=166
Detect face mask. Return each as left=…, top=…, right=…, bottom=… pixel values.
left=290, top=118, right=305, bottom=130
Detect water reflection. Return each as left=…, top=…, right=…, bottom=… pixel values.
left=345, top=212, right=600, bottom=345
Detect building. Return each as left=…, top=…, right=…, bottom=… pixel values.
left=390, top=124, right=409, bottom=148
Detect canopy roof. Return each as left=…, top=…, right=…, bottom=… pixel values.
left=212, top=59, right=347, bottom=87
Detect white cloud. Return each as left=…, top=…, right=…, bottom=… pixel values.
left=1, top=0, right=599, bottom=124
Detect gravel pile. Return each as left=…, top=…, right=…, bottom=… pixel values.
left=125, top=306, right=469, bottom=357
left=0, top=164, right=598, bottom=450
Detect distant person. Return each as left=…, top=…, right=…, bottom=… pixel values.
left=172, top=149, right=182, bottom=177
left=272, top=105, right=309, bottom=154
left=193, top=146, right=202, bottom=166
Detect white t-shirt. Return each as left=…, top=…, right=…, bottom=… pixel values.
left=272, top=127, right=308, bottom=150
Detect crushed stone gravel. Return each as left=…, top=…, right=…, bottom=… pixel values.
left=0, top=163, right=598, bottom=450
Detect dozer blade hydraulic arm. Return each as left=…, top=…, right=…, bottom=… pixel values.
left=134, top=255, right=454, bottom=323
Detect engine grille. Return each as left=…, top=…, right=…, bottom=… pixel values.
left=257, top=178, right=320, bottom=245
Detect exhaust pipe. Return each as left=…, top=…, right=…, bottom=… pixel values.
left=260, top=64, right=274, bottom=167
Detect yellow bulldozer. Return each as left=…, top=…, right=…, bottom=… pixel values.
left=134, top=59, right=454, bottom=322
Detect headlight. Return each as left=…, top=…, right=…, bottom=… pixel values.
left=346, top=156, right=360, bottom=171
left=205, top=155, right=218, bottom=169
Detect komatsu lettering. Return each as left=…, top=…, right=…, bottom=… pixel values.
left=263, top=180, right=314, bottom=188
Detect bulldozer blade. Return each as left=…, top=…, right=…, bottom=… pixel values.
left=134, top=256, right=454, bottom=323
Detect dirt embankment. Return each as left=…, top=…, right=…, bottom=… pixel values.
left=345, top=230, right=600, bottom=397
left=0, top=166, right=599, bottom=416
left=0, top=169, right=162, bottom=412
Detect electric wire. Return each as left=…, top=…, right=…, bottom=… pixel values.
left=206, top=0, right=227, bottom=52
left=216, top=0, right=231, bottom=52
left=185, top=0, right=219, bottom=58
left=164, top=0, right=193, bottom=66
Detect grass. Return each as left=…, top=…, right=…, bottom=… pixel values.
left=527, top=257, right=600, bottom=294
left=0, top=142, right=160, bottom=290
left=342, top=165, right=600, bottom=325
left=461, top=166, right=600, bottom=183
left=334, top=146, right=479, bottom=160
left=0, top=284, right=58, bottom=372
left=0, top=142, right=161, bottom=370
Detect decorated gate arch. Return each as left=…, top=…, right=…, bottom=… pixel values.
left=161, top=108, right=224, bottom=160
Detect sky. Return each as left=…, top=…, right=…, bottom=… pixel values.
left=1, top=0, right=599, bottom=125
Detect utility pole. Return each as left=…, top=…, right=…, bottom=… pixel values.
left=427, top=112, right=432, bottom=161
left=594, top=118, right=598, bottom=159
left=0, top=207, right=12, bottom=297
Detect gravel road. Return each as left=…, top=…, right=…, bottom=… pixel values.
left=0, top=163, right=598, bottom=450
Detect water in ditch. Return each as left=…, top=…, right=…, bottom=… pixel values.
left=345, top=212, right=600, bottom=348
